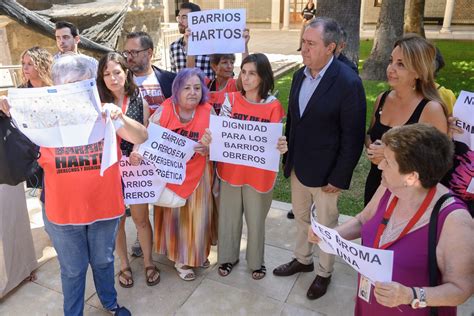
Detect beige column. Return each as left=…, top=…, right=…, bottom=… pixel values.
left=219, top=0, right=225, bottom=9
left=360, top=0, right=366, bottom=31
left=271, top=0, right=281, bottom=30
left=440, top=0, right=456, bottom=33
left=162, top=0, right=170, bottom=23
left=282, top=0, right=290, bottom=30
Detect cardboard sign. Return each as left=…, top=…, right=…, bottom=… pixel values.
left=119, top=156, right=165, bottom=205
left=209, top=115, right=282, bottom=172
left=188, top=9, right=246, bottom=55
left=138, top=123, right=197, bottom=184
left=311, top=211, right=394, bottom=282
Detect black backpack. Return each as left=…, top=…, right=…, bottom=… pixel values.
left=0, top=114, right=41, bottom=186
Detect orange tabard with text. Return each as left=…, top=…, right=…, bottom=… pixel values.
left=38, top=140, right=125, bottom=225
left=159, top=98, right=212, bottom=199
left=217, top=92, right=285, bottom=193
left=206, top=78, right=237, bottom=115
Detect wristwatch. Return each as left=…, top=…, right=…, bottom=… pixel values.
left=410, top=287, right=427, bottom=309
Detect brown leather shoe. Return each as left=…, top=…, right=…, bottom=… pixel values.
left=307, top=275, right=331, bottom=300
left=273, top=259, right=314, bottom=276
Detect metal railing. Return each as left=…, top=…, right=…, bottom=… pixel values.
left=156, top=24, right=181, bottom=71
left=0, top=65, right=21, bottom=89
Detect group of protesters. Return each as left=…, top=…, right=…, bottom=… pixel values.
left=0, top=1, right=472, bottom=316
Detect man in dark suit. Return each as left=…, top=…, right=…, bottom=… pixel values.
left=273, top=17, right=366, bottom=300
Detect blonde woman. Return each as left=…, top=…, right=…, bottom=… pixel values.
left=365, top=34, right=448, bottom=205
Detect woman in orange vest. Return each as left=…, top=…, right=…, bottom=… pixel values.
left=130, top=67, right=215, bottom=281
left=186, top=29, right=250, bottom=115
left=205, top=53, right=288, bottom=280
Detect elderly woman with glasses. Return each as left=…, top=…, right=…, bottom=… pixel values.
left=309, top=124, right=473, bottom=315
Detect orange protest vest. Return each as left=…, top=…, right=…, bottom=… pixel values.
left=39, top=141, right=125, bottom=225
left=217, top=92, right=285, bottom=193
left=206, top=78, right=238, bottom=115
left=159, top=98, right=212, bottom=199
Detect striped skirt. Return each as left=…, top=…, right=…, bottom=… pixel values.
left=154, top=162, right=216, bottom=267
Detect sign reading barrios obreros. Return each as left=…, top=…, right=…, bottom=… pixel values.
left=138, top=123, right=197, bottom=184
left=209, top=115, right=283, bottom=172
left=188, top=9, right=246, bottom=55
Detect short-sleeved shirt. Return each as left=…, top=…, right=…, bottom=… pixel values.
left=134, top=73, right=166, bottom=115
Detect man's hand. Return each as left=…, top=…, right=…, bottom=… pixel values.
left=321, top=183, right=341, bottom=193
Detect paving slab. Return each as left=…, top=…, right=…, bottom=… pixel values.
left=176, top=278, right=284, bottom=316
left=207, top=241, right=298, bottom=302
left=286, top=261, right=358, bottom=315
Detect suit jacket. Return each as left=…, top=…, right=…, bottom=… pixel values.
left=283, top=58, right=366, bottom=190
left=152, top=65, right=176, bottom=99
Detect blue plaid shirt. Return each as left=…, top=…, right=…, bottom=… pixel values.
left=169, top=37, right=214, bottom=79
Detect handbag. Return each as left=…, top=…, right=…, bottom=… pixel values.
left=153, top=187, right=186, bottom=208
left=427, top=192, right=453, bottom=316
left=0, top=114, right=41, bottom=186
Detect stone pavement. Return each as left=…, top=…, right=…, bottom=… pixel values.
left=1, top=189, right=473, bottom=316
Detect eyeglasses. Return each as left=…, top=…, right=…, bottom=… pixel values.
left=121, top=48, right=148, bottom=58
left=176, top=15, right=188, bottom=22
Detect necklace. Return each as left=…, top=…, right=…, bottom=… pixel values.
left=173, top=101, right=195, bottom=123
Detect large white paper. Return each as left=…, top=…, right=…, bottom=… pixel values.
left=188, top=9, right=246, bottom=56
left=310, top=211, right=394, bottom=283
left=453, top=90, right=474, bottom=150
left=119, top=156, right=165, bottom=205
left=137, top=123, right=197, bottom=185
left=8, top=79, right=104, bottom=147
left=209, top=115, right=282, bottom=172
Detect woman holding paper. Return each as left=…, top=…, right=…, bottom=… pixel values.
left=308, top=124, right=473, bottom=315
left=1, top=54, right=145, bottom=315
left=96, top=52, right=160, bottom=288
left=132, top=67, right=215, bottom=281
left=206, top=53, right=287, bottom=280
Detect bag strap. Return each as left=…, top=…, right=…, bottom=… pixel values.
left=428, top=192, right=452, bottom=316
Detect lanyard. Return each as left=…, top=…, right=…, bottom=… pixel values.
left=373, top=187, right=436, bottom=249
left=121, top=95, right=128, bottom=114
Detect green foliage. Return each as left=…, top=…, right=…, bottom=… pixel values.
left=273, top=39, right=473, bottom=216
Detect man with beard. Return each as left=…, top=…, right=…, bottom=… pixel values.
left=121, top=32, right=176, bottom=257
left=123, top=31, right=176, bottom=115
left=170, top=3, right=214, bottom=79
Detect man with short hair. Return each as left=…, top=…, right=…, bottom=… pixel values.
left=273, top=17, right=366, bottom=300
left=54, top=21, right=98, bottom=69
left=169, top=3, right=214, bottom=79
left=336, top=28, right=359, bottom=74
left=123, top=31, right=176, bottom=114
left=121, top=31, right=176, bottom=258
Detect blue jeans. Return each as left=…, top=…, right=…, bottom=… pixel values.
left=43, top=212, right=120, bottom=316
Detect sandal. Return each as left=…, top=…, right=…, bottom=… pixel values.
left=201, top=259, right=210, bottom=269
left=118, top=267, right=134, bottom=288
left=175, top=263, right=196, bottom=281
left=252, top=265, right=267, bottom=280
left=218, top=259, right=239, bottom=277
left=145, top=265, right=160, bottom=286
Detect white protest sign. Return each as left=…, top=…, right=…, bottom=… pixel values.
left=188, top=9, right=246, bottom=55
left=453, top=90, right=474, bottom=150
left=8, top=79, right=104, bottom=147
left=311, top=211, right=394, bottom=282
left=137, top=123, right=197, bottom=185
left=209, top=115, right=282, bottom=172
left=119, top=156, right=165, bottom=205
